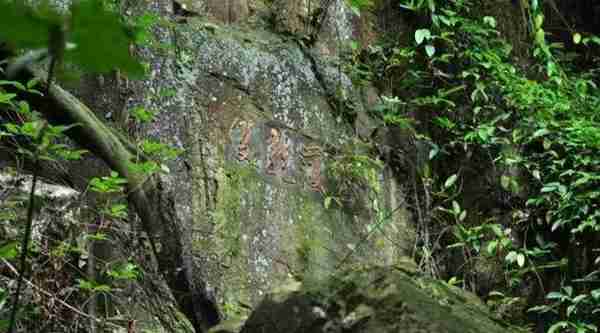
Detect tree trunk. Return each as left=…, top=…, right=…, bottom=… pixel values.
left=7, top=65, right=221, bottom=332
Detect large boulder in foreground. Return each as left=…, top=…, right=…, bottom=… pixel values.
left=211, top=266, right=527, bottom=333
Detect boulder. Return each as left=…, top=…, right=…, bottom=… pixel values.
left=239, top=266, right=526, bottom=333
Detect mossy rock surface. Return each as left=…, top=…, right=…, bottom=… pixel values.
left=239, top=266, right=528, bottom=333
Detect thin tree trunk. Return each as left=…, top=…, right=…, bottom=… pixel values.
left=7, top=65, right=221, bottom=333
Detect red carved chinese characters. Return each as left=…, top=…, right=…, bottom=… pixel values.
left=266, top=128, right=289, bottom=176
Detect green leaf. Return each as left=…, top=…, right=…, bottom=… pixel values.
left=0, top=242, right=18, bottom=259
left=415, top=29, right=431, bottom=45
left=532, top=128, right=550, bottom=138
left=535, top=14, right=544, bottom=29
left=0, top=1, right=59, bottom=49
left=84, top=232, right=108, bottom=241
left=490, top=224, right=503, bottom=237
left=535, top=29, right=546, bottom=45
left=483, top=16, right=496, bottom=28
left=27, top=78, right=41, bottom=89
left=452, top=201, right=461, bottom=215
left=447, top=276, right=461, bottom=286
left=107, top=263, right=140, bottom=280
left=564, top=286, right=573, bottom=296
left=487, top=240, right=498, bottom=255
left=444, top=174, right=458, bottom=188
left=546, top=291, right=563, bottom=299
left=130, top=107, right=155, bottom=123
left=548, top=322, right=569, bottom=333
left=425, top=44, right=436, bottom=57
left=429, top=146, right=439, bottom=160
left=573, top=32, right=582, bottom=45
left=528, top=305, right=552, bottom=313
left=0, top=93, right=16, bottom=104
left=68, top=0, right=144, bottom=77
left=517, top=253, right=525, bottom=267
left=0, top=80, right=26, bottom=91
left=505, top=251, right=517, bottom=263
left=324, top=196, right=333, bottom=209
left=350, top=6, right=361, bottom=16
left=501, top=175, right=510, bottom=190
left=541, top=182, right=561, bottom=193
left=572, top=294, right=587, bottom=304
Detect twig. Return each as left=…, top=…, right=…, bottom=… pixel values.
left=334, top=198, right=407, bottom=271
left=1, top=258, right=124, bottom=330
left=8, top=122, right=47, bottom=333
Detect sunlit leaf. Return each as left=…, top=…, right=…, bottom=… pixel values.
left=425, top=44, right=435, bottom=57
left=444, top=174, right=458, bottom=188
left=415, top=29, right=431, bottom=45
left=68, top=0, right=144, bottom=77
left=483, top=16, right=496, bottom=28
left=0, top=1, right=59, bottom=49
left=0, top=242, right=18, bottom=259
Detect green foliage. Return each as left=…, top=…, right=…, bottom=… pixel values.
left=76, top=279, right=112, bottom=293
left=129, top=106, right=155, bottom=123
left=0, top=0, right=144, bottom=77
left=68, top=0, right=144, bottom=76
left=345, top=0, right=374, bottom=16
left=329, top=139, right=383, bottom=198
left=350, top=0, right=600, bottom=329
left=372, top=95, right=414, bottom=129
left=1, top=80, right=89, bottom=162
left=89, top=171, right=127, bottom=193
left=106, top=262, right=140, bottom=281
left=0, top=1, right=58, bottom=49
left=0, top=1, right=172, bottom=330
left=529, top=286, right=600, bottom=333
left=140, top=139, right=182, bottom=161
left=0, top=242, right=18, bottom=260
left=400, top=0, right=436, bottom=13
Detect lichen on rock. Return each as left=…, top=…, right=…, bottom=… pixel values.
left=238, top=266, right=528, bottom=333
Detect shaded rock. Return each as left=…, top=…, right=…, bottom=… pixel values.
left=175, top=0, right=253, bottom=23
left=240, top=266, right=526, bottom=333
left=69, top=0, right=414, bottom=327
left=206, top=0, right=250, bottom=24
left=209, top=318, right=246, bottom=333
left=0, top=169, right=80, bottom=243
left=270, top=0, right=376, bottom=55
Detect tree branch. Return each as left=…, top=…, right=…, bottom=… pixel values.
left=4, top=64, right=220, bottom=332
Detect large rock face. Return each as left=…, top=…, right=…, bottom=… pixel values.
left=170, top=15, right=413, bottom=316
left=110, top=0, right=414, bottom=320
left=66, top=0, right=414, bottom=327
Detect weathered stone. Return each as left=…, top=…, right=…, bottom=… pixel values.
left=165, top=20, right=415, bottom=317
left=175, top=0, right=250, bottom=23
left=209, top=319, right=245, bottom=333
left=240, top=266, right=526, bottom=333
left=66, top=0, right=415, bottom=328
left=270, top=0, right=371, bottom=55
left=207, top=0, right=250, bottom=24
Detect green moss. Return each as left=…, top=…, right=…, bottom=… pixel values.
left=210, top=162, right=267, bottom=318
left=292, top=194, right=323, bottom=279
left=214, top=163, right=259, bottom=257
